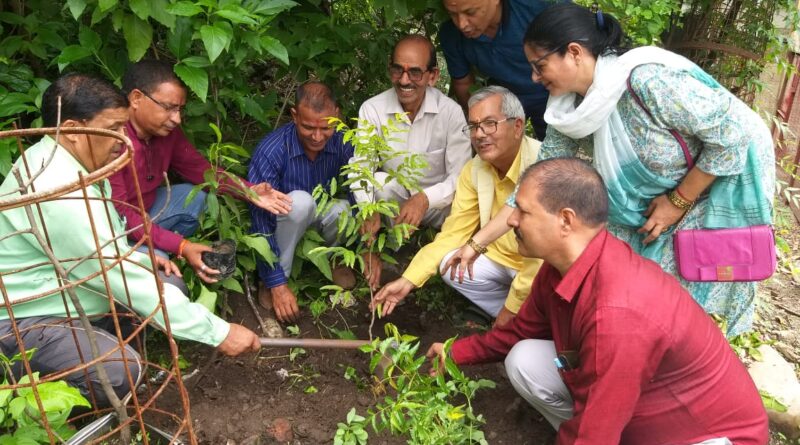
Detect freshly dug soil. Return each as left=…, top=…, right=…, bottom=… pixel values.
left=167, top=294, right=556, bottom=444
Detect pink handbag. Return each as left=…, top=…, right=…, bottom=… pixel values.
left=626, top=74, right=777, bottom=282
left=673, top=225, right=776, bottom=282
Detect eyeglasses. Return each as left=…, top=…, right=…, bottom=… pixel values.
left=140, top=90, right=185, bottom=115
left=529, top=46, right=564, bottom=77
left=529, top=40, right=589, bottom=77
left=462, top=117, right=513, bottom=136
left=388, top=64, right=430, bottom=82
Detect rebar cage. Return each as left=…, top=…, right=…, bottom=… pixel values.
left=0, top=127, right=197, bottom=444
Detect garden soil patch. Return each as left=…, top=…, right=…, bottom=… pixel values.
left=162, top=294, right=556, bottom=444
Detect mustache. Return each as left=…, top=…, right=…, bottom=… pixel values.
left=513, top=227, right=522, bottom=239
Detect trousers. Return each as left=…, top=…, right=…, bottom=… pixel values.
left=504, top=339, right=732, bottom=444
left=273, top=190, right=350, bottom=279
left=0, top=316, right=142, bottom=408
left=439, top=249, right=517, bottom=317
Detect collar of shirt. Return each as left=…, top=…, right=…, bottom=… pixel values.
left=285, top=122, right=336, bottom=161
left=489, top=139, right=525, bottom=183
left=553, top=229, right=608, bottom=302
left=385, top=87, right=440, bottom=122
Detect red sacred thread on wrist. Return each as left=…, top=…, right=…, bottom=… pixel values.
left=675, top=187, right=692, bottom=202
left=177, top=239, right=189, bottom=259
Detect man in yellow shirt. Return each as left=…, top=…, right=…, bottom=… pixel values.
left=372, top=86, right=542, bottom=326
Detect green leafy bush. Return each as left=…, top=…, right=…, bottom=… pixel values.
left=0, top=350, right=91, bottom=444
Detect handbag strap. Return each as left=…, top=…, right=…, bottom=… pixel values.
left=625, top=73, right=696, bottom=170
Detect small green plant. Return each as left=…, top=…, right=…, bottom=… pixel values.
left=0, top=350, right=91, bottom=444
left=334, top=408, right=369, bottom=445
left=336, top=324, right=495, bottom=444
left=185, top=123, right=277, bottom=312
left=309, top=116, right=426, bottom=325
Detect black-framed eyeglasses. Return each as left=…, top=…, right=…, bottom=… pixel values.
left=462, top=117, right=513, bottom=136
left=388, top=64, right=430, bottom=82
left=529, top=46, right=564, bottom=77
left=140, top=90, right=185, bottom=115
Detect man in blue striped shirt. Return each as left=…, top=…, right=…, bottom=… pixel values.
left=248, top=82, right=354, bottom=322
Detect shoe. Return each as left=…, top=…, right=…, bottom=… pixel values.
left=258, top=284, right=273, bottom=311
left=331, top=265, right=356, bottom=290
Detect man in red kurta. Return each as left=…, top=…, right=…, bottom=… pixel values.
left=109, top=60, right=291, bottom=283
left=428, top=158, right=767, bottom=445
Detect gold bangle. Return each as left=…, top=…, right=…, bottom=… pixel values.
left=667, top=190, right=693, bottom=210
left=466, top=237, right=488, bottom=255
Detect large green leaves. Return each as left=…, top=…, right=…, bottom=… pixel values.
left=122, top=14, right=152, bottom=61
left=166, top=1, right=205, bottom=17
left=56, top=45, right=92, bottom=71
left=200, top=22, right=233, bottom=63
left=175, top=62, right=209, bottom=102
left=261, top=35, right=289, bottom=65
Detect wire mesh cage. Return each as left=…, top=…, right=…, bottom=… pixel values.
left=0, top=126, right=197, bottom=444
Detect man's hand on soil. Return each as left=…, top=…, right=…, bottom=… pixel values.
left=394, top=192, right=429, bottom=229
left=270, top=284, right=300, bottom=323
left=371, top=277, right=415, bottom=317
left=183, top=242, right=219, bottom=283
left=217, top=323, right=261, bottom=356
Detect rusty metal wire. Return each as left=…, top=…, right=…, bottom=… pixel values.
left=0, top=127, right=197, bottom=444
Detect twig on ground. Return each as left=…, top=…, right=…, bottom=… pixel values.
left=243, top=273, right=283, bottom=338
left=776, top=303, right=800, bottom=318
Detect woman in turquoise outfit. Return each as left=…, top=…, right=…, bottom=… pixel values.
left=442, top=3, right=774, bottom=336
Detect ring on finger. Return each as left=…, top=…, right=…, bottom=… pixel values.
left=201, top=264, right=207, bottom=272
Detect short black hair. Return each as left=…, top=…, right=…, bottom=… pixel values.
left=121, top=59, right=186, bottom=95
left=392, top=34, right=437, bottom=71
left=42, top=72, right=128, bottom=127
left=519, top=157, right=608, bottom=227
left=294, top=81, right=337, bottom=113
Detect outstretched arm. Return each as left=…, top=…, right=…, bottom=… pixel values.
left=441, top=204, right=514, bottom=282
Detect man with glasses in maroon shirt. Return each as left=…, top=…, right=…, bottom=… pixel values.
left=109, top=60, right=291, bottom=285
left=428, top=158, right=768, bottom=445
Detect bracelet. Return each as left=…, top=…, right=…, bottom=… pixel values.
left=667, top=190, right=693, bottom=211
left=177, top=239, right=189, bottom=259
left=674, top=187, right=692, bottom=202
left=466, top=237, right=488, bottom=255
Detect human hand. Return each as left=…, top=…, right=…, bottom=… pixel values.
left=270, top=284, right=300, bottom=323
left=638, top=194, right=687, bottom=245
left=394, top=192, right=429, bottom=229
left=154, top=255, right=182, bottom=278
left=182, top=242, right=220, bottom=283
left=360, top=213, right=381, bottom=244
left=441, top=244, right=480, bottom=283
left=217, top=323, right=261, bottom=356
left=250, top=182, right=292, bottom=215
left=362, top=252, right=382, bottom=291
left=370, top=277, right=415, bottom=317
left=425, top=342, right=447, bottom=376
left=493, top=306, right=515, bottom=328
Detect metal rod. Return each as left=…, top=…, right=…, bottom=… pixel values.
left=259, top=338, right=370, bottom=349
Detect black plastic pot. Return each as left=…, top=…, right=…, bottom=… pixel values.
left=201, top=239, right=237, bottom=280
